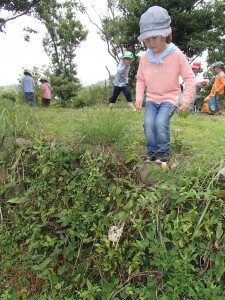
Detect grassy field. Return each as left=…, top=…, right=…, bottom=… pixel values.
left=34, top=104, right=225, bottom=164
left=0, top=101, right=225, bottom=299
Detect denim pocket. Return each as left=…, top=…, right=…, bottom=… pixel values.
left=168, top=104, right=177, bottom=116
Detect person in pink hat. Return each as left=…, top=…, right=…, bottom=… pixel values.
left=136, top=6, right=196, bottom=163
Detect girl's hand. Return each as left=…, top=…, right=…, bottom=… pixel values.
left=179, top=102, right=190, bottom=112
left=136, top=99, right=143, bottom=110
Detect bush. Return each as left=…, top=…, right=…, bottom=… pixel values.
left=0, top=141, right=224, bottom=299
left=0, top=88, right=18, bottom=103
left=69, top=81, right=112, bottom=108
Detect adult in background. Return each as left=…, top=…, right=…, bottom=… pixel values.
left=39, top=75, right=53, bottom=107
left=21, top=69, right=36, bottom=107
left=204, top=61, right=225, bottom=115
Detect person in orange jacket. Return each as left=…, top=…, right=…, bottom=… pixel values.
left=204, top=61, right=225, bottom=114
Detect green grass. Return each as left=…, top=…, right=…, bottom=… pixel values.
left=30, top=104, right=225, bottom=164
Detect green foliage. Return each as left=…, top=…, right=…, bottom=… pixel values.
left=37, top=0, right=87, bottom=101
left=50, top=74, right=80, bottom=104
left=0, top=0, right=39, bottom=32
left=0, top=88, right=18, bottom=103
left=69, top=81, right=112, bottom=108
left=76, top=108, right=133, bottom=148
left=0, top=100, right=40, bottom=139
left=0, top=104, right=225, bottom=298
left=0, top=138, right=225, bottom=299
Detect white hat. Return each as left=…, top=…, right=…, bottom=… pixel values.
left=39, top=75, right=48, bottom=82
left=24, top=69, right=31, bottom=75
left=138, top=6, right=172, bottom=42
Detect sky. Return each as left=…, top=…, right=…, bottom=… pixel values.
left=0, top=1, right=116, bottom=87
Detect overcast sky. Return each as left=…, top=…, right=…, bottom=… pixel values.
left=0, top=1, right=116, bottom=87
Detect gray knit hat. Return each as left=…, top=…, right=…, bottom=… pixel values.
left=138, top=6, right=171, bottom=42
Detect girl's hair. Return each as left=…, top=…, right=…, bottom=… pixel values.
left=166, top=34, right=172, bottom=44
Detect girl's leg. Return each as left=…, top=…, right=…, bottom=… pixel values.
left=144, top=101, right=158, bottom=153
left=155, top=102, right=176, bottom=154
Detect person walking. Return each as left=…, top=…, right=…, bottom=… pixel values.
left=21, top=69, right=36, bottom=107
left=39, top=75, right=53, bottom=107
left=136, top=6, right=196, bottom=163
left=109, top=51, right=136, bottom=111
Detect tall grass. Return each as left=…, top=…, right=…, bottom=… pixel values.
left=75, top=108, right=134, bottom=148
left=0, top=100, right=40, bottom=139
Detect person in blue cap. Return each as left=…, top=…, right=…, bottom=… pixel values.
left=204, top=61, right=225, bottom=115
left=109, top=51, right=136, bottom=111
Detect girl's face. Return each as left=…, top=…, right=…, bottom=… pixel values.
left=144, top=36, right=167, bottom=53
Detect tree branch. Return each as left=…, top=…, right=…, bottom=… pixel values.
left=0, top=0, right=43, bottom=29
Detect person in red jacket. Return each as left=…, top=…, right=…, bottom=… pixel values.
left=39, top=76, right=53, bottom=107
left=204, top=61, right=225, bottom=115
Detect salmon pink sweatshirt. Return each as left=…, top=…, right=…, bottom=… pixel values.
left=136, top=47, right=196, bottom=106
left=42, top=82, right=52, bottom=100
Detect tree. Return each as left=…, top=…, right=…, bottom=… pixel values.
left=36, top=0, right=88, bottom=101
left=204, top=0, right=225, bottom=66
left=0, top=0, right=42, bottom=32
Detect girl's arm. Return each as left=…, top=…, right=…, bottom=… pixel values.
left=136, top=57, right=146, bottom=109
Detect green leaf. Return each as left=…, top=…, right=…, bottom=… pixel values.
left=216, top=223, right=223, bottom=241
left=42, top=166, right=48, bottom=174
left=7, top=197, right=28, bottom=204
left=123, top=199, right=133, bottom=210
left=176, top=193, right=187, bottom=204
left=32, top=257, right=51, bottom=271
left=215, top=253, right=225, bottom=281
left=169, top=191, right=180, bottom=200
left=58, top=265, right=66, bottom=275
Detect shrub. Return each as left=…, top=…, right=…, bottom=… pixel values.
left=0, top=88, right=18, bottom=103
left=0, top=141, right=224, bottom=299
left=69, top=81, right=112, bottom=108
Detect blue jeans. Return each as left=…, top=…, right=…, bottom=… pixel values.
left=144, top=101, right=177, bottom=154
left=215, top=94, right=222, bottom=111
left=24, top=92, right=36, bottom=107
left=109, top=85, right=132, bottom=103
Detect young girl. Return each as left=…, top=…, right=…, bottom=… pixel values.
left=136, top=6, right=196, bottom=163
left=39, top=76, right=53, bottom=107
